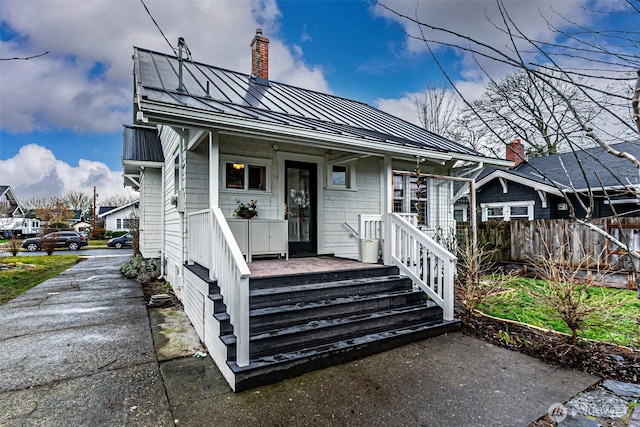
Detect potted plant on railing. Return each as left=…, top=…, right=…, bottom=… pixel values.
left=233, top=199, right=258, bottom=219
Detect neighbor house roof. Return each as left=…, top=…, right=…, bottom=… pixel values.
left=98, top=199, right=139, bottom=218
left=132, top=47, right=509, bottom=167
left=477, top=141, right=640, bottom=194
left=0, top=185, right=25, bottom=217
left=98, top=206, right=117, bottom=216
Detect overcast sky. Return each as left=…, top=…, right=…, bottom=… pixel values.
left=0, top=0, right=631, bottom=203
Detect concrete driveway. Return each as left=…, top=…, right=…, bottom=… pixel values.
left=0, top=255, right=173, bottom=426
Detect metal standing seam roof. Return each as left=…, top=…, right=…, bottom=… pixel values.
left=122, top=124, right=165, bottom=163
left=132, top=47, right=487, bottom=159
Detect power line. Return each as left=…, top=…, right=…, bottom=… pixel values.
left=0, top=51, right=49, bottom=61
left=139, top=0, right=176, bottom=55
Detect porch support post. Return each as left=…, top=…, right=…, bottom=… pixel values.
left=383, top=155, right=393, bottom=265
left=209, top=131, right=219, bottom=209
left=382, top=155, right=393, bottom=214
left=443, top=257, right=455, bottom=321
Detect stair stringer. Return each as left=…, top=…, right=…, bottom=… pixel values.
left=183, top=266, right=238, bottom=391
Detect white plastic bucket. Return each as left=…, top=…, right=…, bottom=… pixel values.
left=360, top=238, right=380, bottom=263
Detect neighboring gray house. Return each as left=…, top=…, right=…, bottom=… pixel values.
left=123, top=30, right=508, bottom=391
left=475, top=140, right=640, bottom=221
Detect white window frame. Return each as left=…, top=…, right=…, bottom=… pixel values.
left=326, top=162, right=356, bottom=190
left=116, top=218, right=122, bottom=230
left=481, top=201, right=535, bottom=221
left=393, top=173, right=428, bottom=226
left=220, top=155, right=272, bottom=193
left=454, top=206, right=468, bottom=222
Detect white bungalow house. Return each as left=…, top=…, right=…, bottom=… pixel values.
left=123, top=31, right=509, bottom=391
left=97, top=200, right=139, bottom=233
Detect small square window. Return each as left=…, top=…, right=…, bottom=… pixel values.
left=331, top=165, right=348, bottom=186
left=226, top=163, right=245, bottom=189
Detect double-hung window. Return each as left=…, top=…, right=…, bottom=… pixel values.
left=393, top=173, right=427, bottom=226
left=481, top=201, right=534, bottom=221
left=222, top=157, right=270, bottom=192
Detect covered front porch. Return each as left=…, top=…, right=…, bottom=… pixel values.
left=184, top=205, right=457, bottom=391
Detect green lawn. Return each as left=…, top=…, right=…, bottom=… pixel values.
left=0, top=255, right=81, bottom=305
left=477, top=277, right=640, bottom=347
left=87, top=239, right=108, bottom=248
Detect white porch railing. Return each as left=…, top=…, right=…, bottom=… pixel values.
left=188, top=208, right=251, bottom=367
left=359, top=213, right=456, bottom=321
left=359, top=213, right=417, bottom=239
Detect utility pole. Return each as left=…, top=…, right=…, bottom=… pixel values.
left=93, top=186, right=97, bottom=230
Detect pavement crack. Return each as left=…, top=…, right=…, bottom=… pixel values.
left=97, top=359, right=118, bottom=370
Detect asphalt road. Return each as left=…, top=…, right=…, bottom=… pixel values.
left=0, top=248, right=131, bottom=257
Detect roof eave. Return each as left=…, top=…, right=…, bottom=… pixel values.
left=476, top=169, right=564, bottom=197
left=138, top=100, right=511, bottom=166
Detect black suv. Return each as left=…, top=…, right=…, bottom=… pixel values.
left=21, top=232, right=88, bottom=252
left=107, top=233, right=133, bottom=249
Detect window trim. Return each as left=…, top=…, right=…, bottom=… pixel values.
left=393, top=173, right=428, bottom=226
left=326, top=162, right=356, bottom=190
left=481, top=201, right=535, bottom=221
left=220, top=155, right=272, bottom=193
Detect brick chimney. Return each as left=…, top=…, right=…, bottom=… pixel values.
left=251, top=28, right=269, bottom=81
left=506, top=139, right=525, bottom=169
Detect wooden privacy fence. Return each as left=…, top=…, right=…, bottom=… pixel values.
left=458, top=218, right=640, bottom=269
left=456, top=221, right=511, bottom=262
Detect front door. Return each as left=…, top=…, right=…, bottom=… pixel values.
left=285, top=161, right=317, bottom=256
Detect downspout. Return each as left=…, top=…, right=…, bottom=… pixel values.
left=179, top=131, right=185, bottom=276
left=160, top=164, right=166, bottom=278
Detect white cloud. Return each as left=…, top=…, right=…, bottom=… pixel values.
left=0, top=0, right=329, bottom=134
left=375, top=83, right=482, bottom=128
left=373, top=0, right=593, bottom=93
left=0, top=144, right=134, bottom=201
left=375, top=94, right=422, bottom=126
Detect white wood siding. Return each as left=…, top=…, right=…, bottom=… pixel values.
left=103, top=205, right=138, bottom=232
left=160, top=127, right=184, bottom=290
left=323, top=157, right=382, bottom=258
left=185, top=143, right=210, bottom=213
left=139, top=168, right=162, bottom=258
left=218, top=134, right=281, bottom=220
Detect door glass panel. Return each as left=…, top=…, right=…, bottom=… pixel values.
left=287, top=168, right=311, bottom=243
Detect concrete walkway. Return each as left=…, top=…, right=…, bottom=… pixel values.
left=1, top=255, right=603, bottom=426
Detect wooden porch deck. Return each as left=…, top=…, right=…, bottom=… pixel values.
left=247, top=256, right=381, bottom=278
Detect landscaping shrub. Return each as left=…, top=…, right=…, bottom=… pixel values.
left=455, top=230, right=515, bottom=325
left=120, top=256, right=161, bottom=283
left=111, top=231, right=128, bottom=238
left=49, top=222, right=70, bottom=230
left=7, top=236, right=20, bottom=256
left=91, top=227, right=105, bottom=240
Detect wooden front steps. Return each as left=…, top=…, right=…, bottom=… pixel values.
left=200, top=263, right=459, bottom=392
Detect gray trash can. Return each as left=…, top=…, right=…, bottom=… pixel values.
left=360, top=238, right=380, bottom=263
